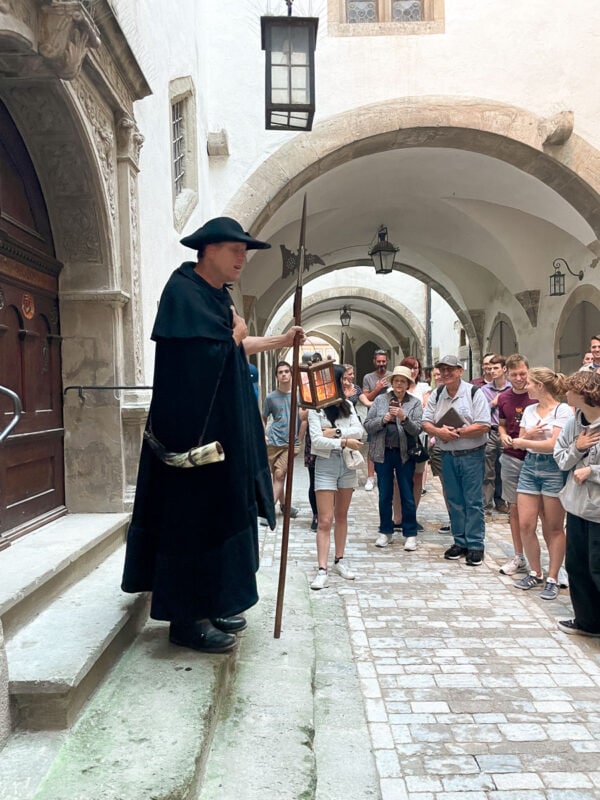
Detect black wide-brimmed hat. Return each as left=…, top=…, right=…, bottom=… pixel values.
left=180, top=217, right=271, bottom=250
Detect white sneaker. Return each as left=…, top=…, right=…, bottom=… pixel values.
left=332, top=559, right=356, bottom=580
left=499, top=555, right=528, bottom=576
left=365, top=477, right=375, bottom=491
left=558, top=566, right=569, bottom=588
left=310, top=569, right=329, bottom=590
left=375, top=534, right=392, bottom=547
left=404, top=537, right=417, bottom=551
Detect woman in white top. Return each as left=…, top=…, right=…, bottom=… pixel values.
left=308, top=365, right=364, bottom=590
left=509, top=368, right=572, bottom=599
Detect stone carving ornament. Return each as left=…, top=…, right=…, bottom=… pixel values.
left=57, top=203, right=101, bottom=262
left=75, top=80, right=116, bottom=223
left=38, top=0, right=101, bottom=81
left=117, top=115, right=145, bottom=168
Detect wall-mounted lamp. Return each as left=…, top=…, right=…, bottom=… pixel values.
left=261, top=1, right=318, bottom=132
left=339, top=305, right=351, bottom=327
left=368, top=225, right=398, bottom=275
left=549, top=257, right=584, bottom=297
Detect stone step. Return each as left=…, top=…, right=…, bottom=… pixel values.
left=7, top=547, right=148, bottom=730
left=0, top=561, right=377, bottom=800
left=8, top=620, right=235, bottom=800
left=197, top=568, right=378, bottom=800
left=0, top=513, right=130, bottom=638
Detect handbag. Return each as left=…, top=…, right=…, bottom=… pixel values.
left=406, top=432, right=429, bottom=463
left=342, top=447, right=365, bottom=470
left=558, top=469, right=600, bottom=522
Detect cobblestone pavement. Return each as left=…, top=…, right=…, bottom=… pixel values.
left=261, top=459, right=600, bottom=800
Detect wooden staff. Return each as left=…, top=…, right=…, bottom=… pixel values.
left=274, top=193, right=307, bottom=638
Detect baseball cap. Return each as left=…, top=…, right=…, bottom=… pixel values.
left=435, top=355, right=463, bottom=368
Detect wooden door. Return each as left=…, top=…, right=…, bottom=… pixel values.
left=0, top=98, right=65, bottom=543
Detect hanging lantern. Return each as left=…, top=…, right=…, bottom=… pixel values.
left=298, top=359, right=341, bottom=409
left=261, top=15, right=318, bottom=131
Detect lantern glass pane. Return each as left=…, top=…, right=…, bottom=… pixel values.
left=299, top=370, right=312, bottom=404
left=270, top=25, right=310, bottom=107
left=314, top=366, right=337, bottom=403
left=270, top=110, right=310, bottom=129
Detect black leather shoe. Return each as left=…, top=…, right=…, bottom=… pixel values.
left=169, top=620, right=237, bottom=653
left=211, top=615, right=248, bottom=634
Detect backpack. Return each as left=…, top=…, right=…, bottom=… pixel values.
left=434, top=384, right=479, bottom=402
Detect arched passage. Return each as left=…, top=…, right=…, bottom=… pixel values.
left=227, top=97, right=600, bottom=368
left=555, top=286, right=600, bottom=374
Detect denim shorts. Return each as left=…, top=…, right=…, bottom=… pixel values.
left=314, top=450, right=358, bottom=491
left=517, top=452, right=566, bottom=497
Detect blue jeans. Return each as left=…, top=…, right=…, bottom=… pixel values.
left=441, top=446, right=486, bottom=550
left=374, top=449, right=417, bottom=536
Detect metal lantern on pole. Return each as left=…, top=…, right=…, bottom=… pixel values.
left=261, top=6, right=318, bottom=132
left=298, top=359, right=340, bottom=410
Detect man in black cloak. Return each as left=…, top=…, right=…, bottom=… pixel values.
left=122, top=217, right=300, bottom=653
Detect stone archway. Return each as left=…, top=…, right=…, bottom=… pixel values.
left=554, top=286, right=600, bottom=374
left=227, top=98, right=600, bottom=241
left=488, top=313, right=518, bottom=357
left=0, top=7, right=150, bottom=515
left=225, top=97, right=600, bottom=370
left=268, top=284, right=427, bottom=361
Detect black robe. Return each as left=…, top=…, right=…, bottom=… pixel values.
left=121, top=262, right=275, bottom=621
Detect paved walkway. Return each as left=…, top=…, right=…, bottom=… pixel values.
left=262, top=459, right=600, bottom=800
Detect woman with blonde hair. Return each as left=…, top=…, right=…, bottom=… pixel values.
left=509, top=368, right=573, bottom=599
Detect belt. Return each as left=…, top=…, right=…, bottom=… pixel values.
left=444, top=444, right=486, bottom=457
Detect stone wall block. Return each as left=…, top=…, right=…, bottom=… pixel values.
left=63, top=403, right=124, bottom=512
left=0, top=620, right=10, bottom=748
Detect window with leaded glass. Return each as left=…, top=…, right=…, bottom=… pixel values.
left=171, top=100, right=185, bottom=197
left=392, top=0, right=423, bottom=21
left=169, top=77, right=198, bottom=231
left=332, top=0, right=442, bottom=34
left=346, top=1, right=378, bottom=23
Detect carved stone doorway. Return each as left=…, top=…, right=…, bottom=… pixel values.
left=0, top=99, right=65, bottom=544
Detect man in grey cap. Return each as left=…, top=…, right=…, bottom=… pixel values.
left=422, top=355, right=491, bottom=566
left=122, top=217, right=302, bottom=653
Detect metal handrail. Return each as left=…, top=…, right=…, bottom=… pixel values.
left=0, top=385, right=22, bottom=444
left=63, top=385, right=153, bottom=401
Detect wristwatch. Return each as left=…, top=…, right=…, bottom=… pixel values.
left=335, top=428, right=342, bottom=438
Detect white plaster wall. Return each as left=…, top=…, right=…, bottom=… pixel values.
left=121, top=0, right=600, bottom=380
left=120, top=0, right=214, bottom=379
left=199, top=0, right=600, bottom=209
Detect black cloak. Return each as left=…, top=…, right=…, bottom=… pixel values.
left=121, top=262, right=275, bottom=621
